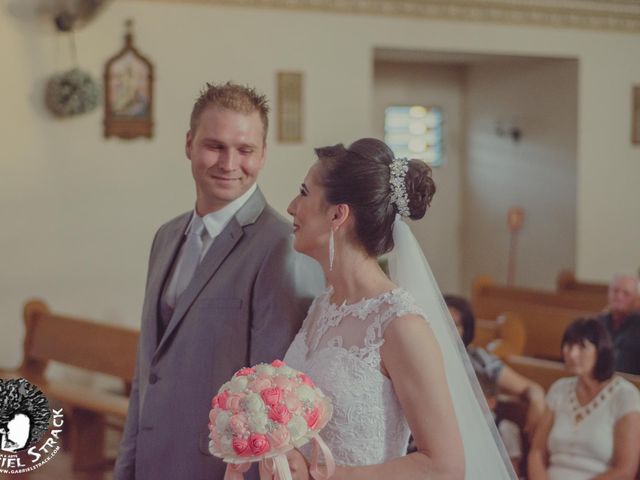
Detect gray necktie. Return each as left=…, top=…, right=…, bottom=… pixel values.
left=175, top=216, right=206, bottom=299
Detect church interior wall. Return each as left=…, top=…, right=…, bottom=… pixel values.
left=0, top=0, right=638, bottom=368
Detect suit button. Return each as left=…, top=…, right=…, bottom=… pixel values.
left=149, top=373, right=159, bottom=384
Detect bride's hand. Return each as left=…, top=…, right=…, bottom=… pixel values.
left=258, top=450, right=309, bottom=480
left=258, top=459, right=274, bottom=480
left=286, top=448, right=310, bottom=480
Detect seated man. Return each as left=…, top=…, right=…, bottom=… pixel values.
left=599, top=273, right=640, bottom=374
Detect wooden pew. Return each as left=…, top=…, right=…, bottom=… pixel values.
left=0, top=299, right=139, bottom=471
left=556, top=270, right=608, bottom=300
left=472, top=277, right=605, bottom=360
left=473, top=276, right=606, bottom=314
left=505, top=355, right=640, bottom=392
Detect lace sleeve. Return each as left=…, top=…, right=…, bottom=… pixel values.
left=375, top=289, right=429, bottom=338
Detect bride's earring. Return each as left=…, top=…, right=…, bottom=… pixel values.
left=329, top=229, right=335, bottom=272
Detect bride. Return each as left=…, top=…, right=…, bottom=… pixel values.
left=273, top=138, right=516, bottom=479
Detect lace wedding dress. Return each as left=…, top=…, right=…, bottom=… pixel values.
left=283, top=219, right=516, bottom=478
left=284, top=285, right=423, bottom=465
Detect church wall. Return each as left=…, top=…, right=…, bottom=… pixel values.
left=0, top=0, right=638, bottom=367
left=463, top=59, right=578, bottom=290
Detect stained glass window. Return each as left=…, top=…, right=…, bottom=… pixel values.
left=384, top=106, right=443, bottom=167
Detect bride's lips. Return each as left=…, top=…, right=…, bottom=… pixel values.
left=292, top=223, right=300, bottom=233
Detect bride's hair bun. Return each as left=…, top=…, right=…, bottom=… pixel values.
left=405, top=160, right=435, bottom=221
left=314, top=138, right=436, bottom=257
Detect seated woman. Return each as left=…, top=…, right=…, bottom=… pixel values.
left=445, top=295, right=545, bottom=476
left=444, top=295, right=546, bottom=435
left=528, top=318, right=640, bottom=480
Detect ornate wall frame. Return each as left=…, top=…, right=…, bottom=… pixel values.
left=277, top=72, right=304, bottom=143
left=633, top=86, right=640, bottom=145
left=103, top=20, right=154, bottom=139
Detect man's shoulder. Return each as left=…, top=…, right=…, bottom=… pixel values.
left=252, top=204, right=292, bottom=239
left=155, top=211, right=191, bottom=236
left=624, top=311, right=640, bottom=333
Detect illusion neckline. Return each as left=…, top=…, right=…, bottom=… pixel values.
left=325, top=285, right=403, bottom=309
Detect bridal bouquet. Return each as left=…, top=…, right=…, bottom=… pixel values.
left=208, top=360, right=334, bottom=480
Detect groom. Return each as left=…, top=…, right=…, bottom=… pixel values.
left=114, top=82, right=322, bottom=480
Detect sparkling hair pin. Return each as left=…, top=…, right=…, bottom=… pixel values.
left=389, top=157, right=410, bottom=217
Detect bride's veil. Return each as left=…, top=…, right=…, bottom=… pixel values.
left=388, top=217, right=517, bottom=479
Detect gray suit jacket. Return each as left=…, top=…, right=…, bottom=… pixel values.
left=114, top=188, right=322, bottom=480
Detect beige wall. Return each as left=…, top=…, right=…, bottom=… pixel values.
left=1, top=1, right=639, bottom=367
left=463, top=59, right=579, bottom=290
left=373, top=58, right=578, bottom=294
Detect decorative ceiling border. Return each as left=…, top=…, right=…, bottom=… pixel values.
left=139, top=0, right=640, bottom=33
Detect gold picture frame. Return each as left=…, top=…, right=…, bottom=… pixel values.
left=277, top=72, right=303, bottom=143
left=103, top=20, right=154, bottom=139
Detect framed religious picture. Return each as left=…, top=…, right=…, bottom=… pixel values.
left=103, top=20, right=154, bottom=139
left=277, top=72, right=303, bottom=143
left=632, top=86, right=640, bottom=145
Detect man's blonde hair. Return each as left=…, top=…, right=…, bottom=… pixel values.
left=189, top=81, right=269, bottom=142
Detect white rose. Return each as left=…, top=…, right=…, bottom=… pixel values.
left=248, top=412, right=268, bottom=434
left=296, top=385, right=315, bottom=403
left=208, top=439, right=217, bottom=454
left=244, top=393, right=264, bottom=414
left=215, top=410, right=231, bottom=432
left=255, top=364, right=275, bottom=376
left=229, top=375, right=248, bottom=393
left=278, top=365, right=296, bottom=377
left=287, top=415, right=308, bottom=444
left=221, top=436, right=233, bottom=454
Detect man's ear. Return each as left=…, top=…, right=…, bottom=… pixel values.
left=185, top=130, right=193, bottom=160
left=258, top=143, right=267, bottom=169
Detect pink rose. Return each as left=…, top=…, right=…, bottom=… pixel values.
left=226, top=394, right=243, bottom=412
left=229, top=413, right=249, bottom=435
left=214, top=391, right=229, bottom=410
left=304, top=406, right=320, bottom=429
left=249, top=376, right=272, bottom=393
left=271, top=360, right=286, bottom=368
left=235, top=367, right=255, bottom=377
left=267, top=424, right=291, bottom=450
left=268, top=404, right=292, bottom=424
left=298, top=373, right=315, bottom=387
left=284, top=391, right=302, bottom=413
left=248, top=433, right=270, bottom=456
left=232, top=437, right=251, bottom=456
left=261, top=387, right=283, bottom=407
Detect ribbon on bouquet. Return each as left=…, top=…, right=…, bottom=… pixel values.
left=226, top=433, right=335, bottom=480
left=309, top=432, right=335, bottom=480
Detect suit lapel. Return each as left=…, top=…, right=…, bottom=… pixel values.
left=145, top=215, right=189, bottom=351
left=153, top=188, right=267, bottom=358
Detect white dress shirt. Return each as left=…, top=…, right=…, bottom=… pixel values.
left=162, top=183, right=258, bottom=312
